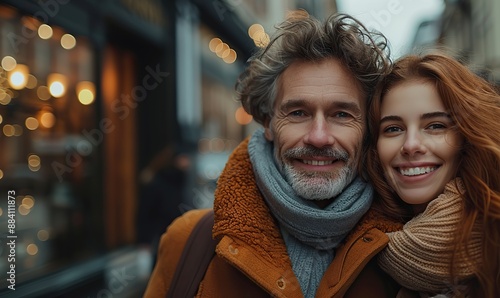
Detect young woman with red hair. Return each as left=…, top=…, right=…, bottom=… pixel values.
left=365, top=52, right=500, bottom=297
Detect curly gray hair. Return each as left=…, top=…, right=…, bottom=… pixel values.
left=235, top=10, right=392, bottom=125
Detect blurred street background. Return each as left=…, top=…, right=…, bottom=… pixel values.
left=0, top=0, right=498, bottom=297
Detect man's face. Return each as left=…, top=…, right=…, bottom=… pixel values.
left=265, top=58, right=365, bottom=201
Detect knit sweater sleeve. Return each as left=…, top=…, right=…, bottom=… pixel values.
left=377, top=179, right=481, bottom=294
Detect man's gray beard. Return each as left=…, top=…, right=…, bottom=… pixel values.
left=283, top=162, right=356, bottom=200
left=275, top=146, right=357, bottom=200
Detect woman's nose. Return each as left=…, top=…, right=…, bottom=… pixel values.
left=400, top=129, right=427, bottom=157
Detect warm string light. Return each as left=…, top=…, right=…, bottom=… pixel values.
left=38, top=24, right=53, bottom=39
left=38, top=109, right=56, bottom=128
left=8, top=64, right=29, bottom=90
left=1, top=56, right=16, bottom=71
left=208, top=37, right=237, bottom=64
left=248, top=23, right=270, bottom=47
left=76, top=81, right=95, bottom=105
left=28, top=154, right=41, bottom=171
left=47, top=73, right=67, bottom=98
left=0, top=90, right=11, bottom=105
left=2, top=124, right=23, bottom=136
left=61, top=33, right=76, bottom=49
left=235, top=106, right=252, bottom=125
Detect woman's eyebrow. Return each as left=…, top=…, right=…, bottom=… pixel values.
left=380, top=112, right=451, bottom=124
left=421, top=111, right=451, bottom=120
left=380, top=115, right=401, bottom=124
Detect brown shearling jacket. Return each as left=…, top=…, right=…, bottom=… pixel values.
left=143, top=138, right=402, bottom=298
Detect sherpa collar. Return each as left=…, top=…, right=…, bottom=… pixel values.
left=212, top=136, right=403, bottom=269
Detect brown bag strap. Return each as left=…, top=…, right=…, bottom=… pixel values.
left=166, top=209, right=218, bottom=298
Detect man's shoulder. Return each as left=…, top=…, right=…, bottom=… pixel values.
left=157, top=208, right=213, bottom=257
left=144, top=209, right=215, bottom=297
left=155, top=208, right=214, bottom=276
left=167, top=208, right=213, bottom=235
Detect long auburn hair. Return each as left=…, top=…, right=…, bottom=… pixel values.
left=364, top=52, right=500, bottom=297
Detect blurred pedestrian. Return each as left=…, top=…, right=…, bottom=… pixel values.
left=136, top=143, right=191, bottom=266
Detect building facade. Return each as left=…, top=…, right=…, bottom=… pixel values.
left=439, top=0, right=500, bottom=84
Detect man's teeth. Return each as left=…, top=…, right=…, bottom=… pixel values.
left=399, top=167, right=437, bottom=176
left=302, top=160, right=333, bottom=166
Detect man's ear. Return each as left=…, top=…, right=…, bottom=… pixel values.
left=264, top=119, right=274, bottom=141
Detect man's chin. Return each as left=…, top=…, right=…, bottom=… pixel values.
left=289, top=175, right=352, bottom=201
left=284, top=166, right=355, bottom=200
left=292, top=182, right=344, bottom=201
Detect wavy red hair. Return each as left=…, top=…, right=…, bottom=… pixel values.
left=364, top=52, right=500, bottom=297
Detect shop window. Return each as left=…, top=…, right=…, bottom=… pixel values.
left=0, top=5, right=102, bottom=285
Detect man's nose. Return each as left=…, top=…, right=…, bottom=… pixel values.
left=303, top=116, right=335, bottom=148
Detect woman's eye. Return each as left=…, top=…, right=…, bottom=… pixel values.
left=383, top=126, right=402, bottom=133
left=427, top=123, right=447, bottom=130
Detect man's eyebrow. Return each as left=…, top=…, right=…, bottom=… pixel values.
left=280, top=99, right=361, bottom=114
left=334, top=101, right=361, bottom=114
left=280, top=99, right=307, bottom=111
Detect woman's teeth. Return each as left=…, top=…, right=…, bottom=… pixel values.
left=399, top=166, right=437, bottom=176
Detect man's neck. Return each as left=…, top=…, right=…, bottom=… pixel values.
left=313, top=198, right=333, bottom=209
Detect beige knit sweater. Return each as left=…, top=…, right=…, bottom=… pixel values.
left=378, top=178, right=482, bottom=295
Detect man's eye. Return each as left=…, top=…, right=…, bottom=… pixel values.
left=289, top=110, right=305, bottom=117
left=335, top=112, right=352, bottom=118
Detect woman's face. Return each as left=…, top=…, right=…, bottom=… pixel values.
left=377, top=81, right=464, bottom=213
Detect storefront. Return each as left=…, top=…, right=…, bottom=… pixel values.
left=0, top=0, right=175, bottom=296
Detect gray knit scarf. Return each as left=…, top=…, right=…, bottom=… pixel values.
left=248, top=130, right=373, bottom=297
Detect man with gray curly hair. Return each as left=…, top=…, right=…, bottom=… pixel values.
left=144, top=10, right=401, bottom=298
